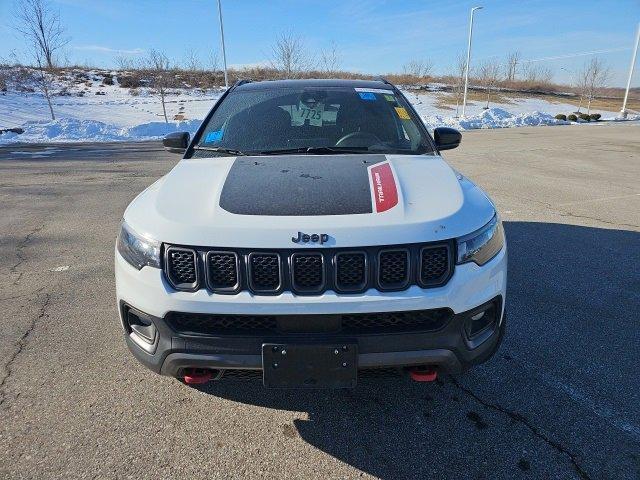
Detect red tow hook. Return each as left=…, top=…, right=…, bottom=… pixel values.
left=409, top=367, right=438, bottom=382
left=183, top=368, right=213, bottom=385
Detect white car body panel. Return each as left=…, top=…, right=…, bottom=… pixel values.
left=123, top=154, right=495, bottom=248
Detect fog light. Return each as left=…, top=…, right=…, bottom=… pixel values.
left=125, top=308, right=157, bottom=352
left=464, top=302, right=498, bottom=340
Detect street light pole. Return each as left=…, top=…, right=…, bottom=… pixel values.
left=461, top=6, right=483, bottom=118
left=217, top=0, right=229, bottom=88
left=620, top=22, right=640, bottom=119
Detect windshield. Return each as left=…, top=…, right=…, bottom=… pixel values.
left=192, top=86, right=435, bottom=156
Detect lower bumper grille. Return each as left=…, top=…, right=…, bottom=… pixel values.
left=341, top=309, right=451, bottom=333
left=168, top=312, right=277, bottom=334
left=165, top=308, right=452, bottom=336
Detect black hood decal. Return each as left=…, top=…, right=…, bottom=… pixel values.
left=219, top=155, right=387, bottom=216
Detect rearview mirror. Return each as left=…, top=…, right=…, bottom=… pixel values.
left=433, top=127, right=461, bottom=151
left=163, top=132, right=190, bottom=154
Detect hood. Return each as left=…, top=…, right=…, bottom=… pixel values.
left=124, top=154, right=495, bottom=248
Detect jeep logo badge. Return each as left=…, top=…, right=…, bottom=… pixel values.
left=292, top=231, right=329, bottom=244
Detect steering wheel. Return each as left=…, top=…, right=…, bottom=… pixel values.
left=335, top=131, right=381, bottom=148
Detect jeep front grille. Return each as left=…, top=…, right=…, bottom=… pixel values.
left=165, top=247, right=198, bottom=289
left=163, top=241, right=453, bottom=294
left=378, top=249, right=410, bottom=289
left=206, top=251, right=239, bottom=292
left=419, top=246, right=450, bottom=286
left=291, top=253, right=324, bottom=292
left=248, top=253, right=281, bottom=293
left=335, top=252, right=367, bottom=292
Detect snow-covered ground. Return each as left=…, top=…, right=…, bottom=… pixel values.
left=0, top=70, right=634, bottom=144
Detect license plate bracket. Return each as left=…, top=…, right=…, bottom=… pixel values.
left=262, top=343, right=357, bottom=388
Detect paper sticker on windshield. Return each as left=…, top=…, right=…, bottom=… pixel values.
left=354, top=88, right=394, bottom=94
left=292, top=102, right=324, bottom=126
left=383, top=94, right=395, bottom=102
left=358, top=92, right=376, bottom=101
left=394, top=107, right=410, bottom=120
left=204, top=129, right=223, bottom=143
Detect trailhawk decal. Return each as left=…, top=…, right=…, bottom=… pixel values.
left=368, top=161, right=399, bottom=213
left=219, top=155, right=388, bottom=216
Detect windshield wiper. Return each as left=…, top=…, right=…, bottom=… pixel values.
left=257, top=146, right=369, bottom=155
left=193, top=146, right=247, bottom=156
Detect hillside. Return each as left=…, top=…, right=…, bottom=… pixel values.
left=0, top=66, right=637, bottom=144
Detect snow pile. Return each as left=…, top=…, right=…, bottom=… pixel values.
left=127, top=120, right=202, bottom=138
left=421, top=107, right=568, bottom=130
left=0, top=118, right=202, bottom=143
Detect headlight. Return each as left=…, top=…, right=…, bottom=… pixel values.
left=116, top=220, right=161, bottom=270
left=457, top=215, right=504, bottom=265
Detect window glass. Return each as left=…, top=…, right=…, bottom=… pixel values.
left=196, top=86, right=434, bottom=155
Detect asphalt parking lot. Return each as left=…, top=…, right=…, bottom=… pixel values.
left=1, top=124, right=639, bottom=479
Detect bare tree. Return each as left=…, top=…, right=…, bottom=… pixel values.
left=504, top=51, right=520, bottom=82
left=574, top=65, right=590, bottom=113
left=536, top=66, right=553, bottom=84
left=580, top=58, right=610, bottom=114
left=115, top=55, right=137, bottom=71
left=521, top=63, right=553, bottom=84
left=403, top=59, right=433, bottom=79
left=478, top=60, right=501, bottom=108
left=319, top=42, right=340, bottom=74
left=146, top=49, right=171, bottom=123
left=183, top=48, right=200, bottom=71
left=0, top=66, right=8, bottom=93
left=208, top=50, right=220, bottom=72
left=452, top=53, right=467, bottom=117
left=14, top=0, right=69, bottom=69
left=34, top=51, right=55, bottom=119
left=206, top=50, right=221, bottom=86
left=270, top=32, right=311, bottom=78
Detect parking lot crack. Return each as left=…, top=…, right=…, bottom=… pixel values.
left=557, top=211, right=639, bottom=229
left=9, top=224, right=45, bottom=285
left=0, top=292, right=51, bottom=409
left=449, top=375, right=591, bottom=480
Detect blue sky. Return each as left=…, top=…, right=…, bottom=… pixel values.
left=1, top=0, right=638, bottom=86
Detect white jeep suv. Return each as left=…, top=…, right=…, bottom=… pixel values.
left=115, top=78, right=507, bottom=388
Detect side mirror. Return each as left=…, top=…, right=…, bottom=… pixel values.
left=433, top=127, right=461, bottom=151
left=163, top=132, right=190, bottom=154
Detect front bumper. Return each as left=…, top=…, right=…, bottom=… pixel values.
left=115, top=246, right=507, bottom=377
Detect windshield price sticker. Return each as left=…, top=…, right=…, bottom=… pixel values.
left=204, top=129, right=223, bottom=143
left=354, top=87, right=394, bottom=94
left=394, top=107, right=411, bottom=120
left=292, top=102, right=325, bottom=126
left=358, top=92, right=376, bottom=101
